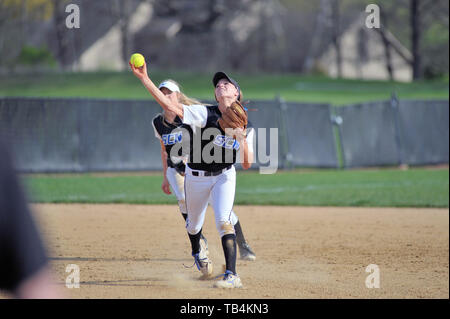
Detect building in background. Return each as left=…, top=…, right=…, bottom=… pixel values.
left=76, top=1, right=153, bottom=71
left=318, top=14, right=413, bottom=82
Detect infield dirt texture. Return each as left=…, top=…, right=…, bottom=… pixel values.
left=23, top=204, right=449, bottom=299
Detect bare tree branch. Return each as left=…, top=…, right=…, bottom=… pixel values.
left=374, top=26, right=414, bottom=66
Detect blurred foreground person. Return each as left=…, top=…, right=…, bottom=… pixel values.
left=0, top=138, right=61, bottom=298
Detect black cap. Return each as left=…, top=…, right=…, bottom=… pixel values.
left=213, top=71, right=241, bottom=100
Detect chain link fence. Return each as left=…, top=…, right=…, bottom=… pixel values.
left=0, top=96, right=448, bottom=172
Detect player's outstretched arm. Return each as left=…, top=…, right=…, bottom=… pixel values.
left=129, top=62, right=183, bottom=118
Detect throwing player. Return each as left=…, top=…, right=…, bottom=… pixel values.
left=152, top=79, right=256, bottom=262
left=131, top=61, right=254, bottom=288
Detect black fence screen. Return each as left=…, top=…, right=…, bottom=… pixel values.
left=0, top=97, right=448, bottom=172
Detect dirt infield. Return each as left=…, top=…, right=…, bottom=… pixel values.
left=10, top=204, right=450, bottom=298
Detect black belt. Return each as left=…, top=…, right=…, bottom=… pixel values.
left=168, top=162, right=186, bottom=175
left=191, top=166, right=232, bottom=177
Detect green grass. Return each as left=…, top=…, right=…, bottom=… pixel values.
left=24, top=168, right=449, bottom=208
left=1, top=71, right=448, bottom=105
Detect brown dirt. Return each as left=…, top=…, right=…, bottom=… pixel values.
left=8, top=204, right=450, bottom=298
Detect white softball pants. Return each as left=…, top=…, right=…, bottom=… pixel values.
left=166, top=167, right=186, bottom=202
left=165, top=167, right=238, bottom=227
left=183, top=165, right=238, bottom=237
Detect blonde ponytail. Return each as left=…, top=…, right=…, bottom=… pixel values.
left=160, top=79, right=209, bottom=106
left=178, top=92, right=203, bottom=106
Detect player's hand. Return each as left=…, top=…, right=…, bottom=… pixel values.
left=129, top=61, right=148, bottom=81
left=233, top=127, right=247, bottom=143
left=162, top=178, right=171, bottom=195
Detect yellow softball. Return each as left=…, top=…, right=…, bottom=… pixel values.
left=130, top=53, right=145, bottom=68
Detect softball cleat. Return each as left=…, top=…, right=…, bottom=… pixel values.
left=193, top=253, right=213, bottom=278
left=239, top=243, right=256, bottom=261
left=214, top=270, right=243, bottom=289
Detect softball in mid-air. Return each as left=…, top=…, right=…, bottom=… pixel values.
left=130, top=53, right=145, bottom=68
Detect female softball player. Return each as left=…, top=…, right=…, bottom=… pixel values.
left=131, top=62, right=254, bottom=289
left=151, top=79, right=256, bottom=262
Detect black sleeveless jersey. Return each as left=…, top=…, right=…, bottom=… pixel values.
left=152, top=114, right=186, bottom=173
left=186, top=105, right=252, bottom=172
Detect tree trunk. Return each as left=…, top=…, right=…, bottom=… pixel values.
left=378, top=10, right=394, bottom=81
left=410, top=0, right=422, bottom=80
left=331, top=0, right=342, bottom=78
left=119, top=0, right=131, bottom=70
left=53, top=0, right=69, bottom=69
left=380, top=32, right=394, bottom=81
left=303, top=0, right=331, bottom=73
